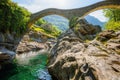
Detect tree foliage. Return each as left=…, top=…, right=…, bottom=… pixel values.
left=0, top=0, right=31, bottom=34
left=35, top=19, right=46, bottom=26
left=104, top=9, right=120, bottom=30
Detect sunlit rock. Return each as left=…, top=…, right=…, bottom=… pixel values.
left=48, top=30, right=120, bottom=80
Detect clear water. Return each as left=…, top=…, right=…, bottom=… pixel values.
left=0, top=54, right=51, bottom=80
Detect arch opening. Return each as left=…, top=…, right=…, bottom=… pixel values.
left=30, top=14, right=69, bottom=38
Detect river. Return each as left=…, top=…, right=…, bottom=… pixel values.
left=0, top=51, right=52, bottom=80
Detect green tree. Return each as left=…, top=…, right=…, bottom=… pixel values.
left=104, top=9, right=120, bottom=30
left=0, top=0, right=31, bottom=34
left=35, top=19, right=46, bottom=26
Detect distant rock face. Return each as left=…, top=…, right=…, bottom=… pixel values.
left=16, top=31, right=51, bottom=54
left=71, top=19, right=101, bottom=40
left=48, top=30, right=120, bottom=80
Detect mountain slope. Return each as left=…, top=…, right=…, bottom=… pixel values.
left=43, top=15, right=69, bottom=32
left=85, top=15, right=105, bottom=27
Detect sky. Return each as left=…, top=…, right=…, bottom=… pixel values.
left=12, top=0, right=108, bottom=22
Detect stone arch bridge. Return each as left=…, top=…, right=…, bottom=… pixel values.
left=28, top=0, right=120, bottom=27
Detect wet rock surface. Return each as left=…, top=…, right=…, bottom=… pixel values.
left=48, top=30, right=120, bottom=80
left=37, top=69, right=52, bottom=80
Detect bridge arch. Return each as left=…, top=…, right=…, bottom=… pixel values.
left=28, top=9, right=69, bottom=27
left=28, top=0, right=120, bottom=27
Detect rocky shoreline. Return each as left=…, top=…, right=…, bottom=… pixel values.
left=0, top=30, right=54, bottom=70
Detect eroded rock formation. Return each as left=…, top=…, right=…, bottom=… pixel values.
left=71, top=19, right=101, bottom=40
left=48, top=28, right=120, bottom=80
left=16, top=32, right=47, bottom=54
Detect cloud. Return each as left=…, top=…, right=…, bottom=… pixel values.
left=19, top=0, right=75, bottom=13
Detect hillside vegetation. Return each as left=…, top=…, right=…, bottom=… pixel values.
left=104, top=9, right=120, bottom=30
left=31, top=19, right=62, bottom=38
left=0, top=0, right=30, bottom=34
